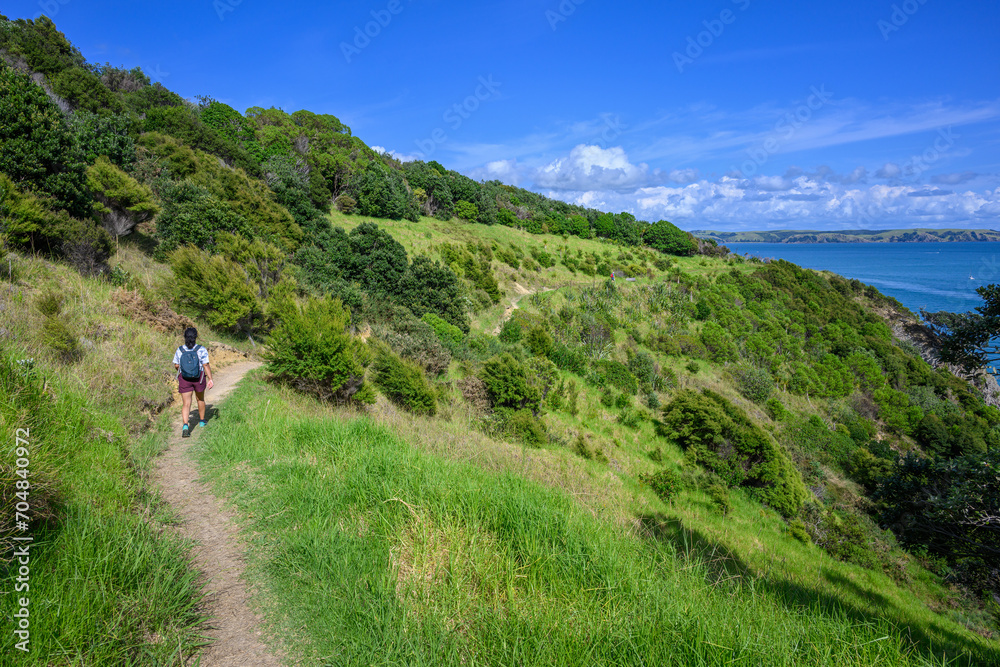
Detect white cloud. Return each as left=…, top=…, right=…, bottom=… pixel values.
left=470, top=159, right=523, bottom=185
left=533, top=144, right=651, bottom=192
left=370, top=146, right=419, bottom=163
left=876, top=163, right=902, bottom=179
left=668, top=168, right=699, bottom=184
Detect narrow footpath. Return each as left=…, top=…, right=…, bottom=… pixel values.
left=151, top=360, right=283, bottom=667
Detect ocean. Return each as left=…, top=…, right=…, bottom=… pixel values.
left=725, top=242, right=1000, bottom=318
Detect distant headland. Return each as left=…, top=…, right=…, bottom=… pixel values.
left=692, top=228, right=1000, bottom=244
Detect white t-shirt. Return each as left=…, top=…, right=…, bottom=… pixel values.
left=173, top=344, right=210, bottom=376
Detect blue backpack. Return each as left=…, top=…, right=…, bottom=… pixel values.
left=178, top=345, right=202, bottom=381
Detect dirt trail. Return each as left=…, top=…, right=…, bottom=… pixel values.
left=492, top=283, right=555, bottom=335
left=152, top=360, right=283, bottom=667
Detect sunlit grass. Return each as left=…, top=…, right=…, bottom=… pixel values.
left=192, top=374, right=998, bottom=666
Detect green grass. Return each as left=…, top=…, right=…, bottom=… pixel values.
left=0, top=346, right=206, bottom=664
left=191, top=373, right=998, bottom=666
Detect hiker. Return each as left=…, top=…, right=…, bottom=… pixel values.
left=173, top=327, right=213, bottom=438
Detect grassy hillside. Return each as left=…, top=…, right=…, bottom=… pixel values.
left=3, top=212, right=999, bottom=664
left=1, top=14, right=998, bottom=665
left=195, top=212, right=997, bottom=664
left=191, top=372, right=995, bottom=666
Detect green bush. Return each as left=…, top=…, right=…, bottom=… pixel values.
left=42, top=314, right=81, bottom=363
left=526, top=326, right=554, bottom=357
left=805, top=508, right=885, bottom=571
left=661, top=390, right=808, bottom=517
left=729, top=364, right=775, bottom=404
left=501, top=408, right=547, bottom=446
left=548, top=342, right=587, bottom=374
left=589, top=359, right=638, bottom=395
left=169, top=245, right=263, bottom=334
left=371, top=344, right=437, bottom=416
left=847, top=447, right=893, bottom=492
left=422, top=311, right=465, bottom=349
left=706, top=482, right=732, bottom=515
left=640, top=469, right=681, bottom=503
left=785, top=415, right=857, bottom=470
left=700, top=321, right=738, bottom=363
left=264, top=298, right=374, bottom=404
left=765, top=397, right=791, bottom=421
left=367, top=302, right=451, bottom=376
left=480, top=353, right=541, bottom=414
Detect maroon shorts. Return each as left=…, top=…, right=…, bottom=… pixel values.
left=178, top=372, right=206, bottom=394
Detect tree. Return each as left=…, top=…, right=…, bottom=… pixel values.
left=0, top=62, right=91, bottom=218
left=155, top=181, right=251, bottom=254
left=67, top=111, right=138, bottom=168
left=923, top=284, right=1000, bottom=373
left=644, top=219, right=698, bottom=256
left=454, top=199, right=478, bottom=221
left=398, top=255, right=469, bottom=333
left=877, top=450, right=1000, bottom=584
left=51, top=66, right=120, bottom=113
left=86, top=156, right=159, bottom=238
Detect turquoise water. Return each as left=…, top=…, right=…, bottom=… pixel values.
left=725, top=242, right=1000, bottom=317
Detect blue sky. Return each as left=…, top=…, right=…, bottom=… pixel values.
left=5, top=0, right=1000, bottom=231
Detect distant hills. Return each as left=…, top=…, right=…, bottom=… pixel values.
left=693, top=228, right=1000, bottom=244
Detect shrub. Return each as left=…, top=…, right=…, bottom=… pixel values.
left=700, top=321, right=738, bottom=363
left=685, top=360, right=700, bottom=374
left=788, top=519, right=811, bottom=544
left=589, top=359, right=638, bottom=395
left=61, top=220, right=114, bottom=278
left=368, top=303, right=451, bottom=376
left=847, top=447, right=893, bottom=492
left=263, top=298, right=374, bottom=404
left=526, top=326, right=554, bottom=357
left=85, top=156, right=159, bottom=238
left=785, top=415, right=857, bottom=470
left=729, top=364, right=775, bottom=403
left=422, top=311, right=465, bottom=349
left=371, top=344, right=437, bottom=416
left=334, top=194, right=357, bottom=213
left=661, top=390, right=808, bottom=517
left=706, top=482, right=732, bottom=515
left=640, top=469, right=681, bottom=503
left=548, top=341, right=587, bottom=374
left=502, top=408, right=547, bottom=446
left=804, top=508, right=885, bottom=571
left=169, top=245, right=263, bottom=334
left=765, top=397, right=791, bottom=421
left=480, top=353, right=541, bottom=414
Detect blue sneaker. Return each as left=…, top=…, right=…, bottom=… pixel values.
left=198, top=420, right=208, bottom=428
left=182, top=424, right=190, bottom=438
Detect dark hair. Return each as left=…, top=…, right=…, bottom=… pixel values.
left=184, top=327, right=198, bottom=347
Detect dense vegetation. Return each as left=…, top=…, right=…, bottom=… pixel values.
left=1, top=13, right=998, bottom=665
